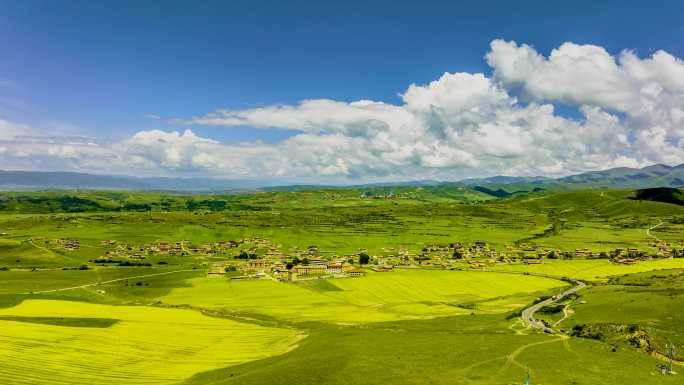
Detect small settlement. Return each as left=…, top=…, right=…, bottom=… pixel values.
left=32, top=234, right=684, bottom=281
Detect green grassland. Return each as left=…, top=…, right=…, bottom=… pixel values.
left=561, top=269, right=684, bottom=360
left=1, top=188, right=684, bottom=384
left=1, top=188, right=682, bottom=266
left=184, top=315, right=681, bottom=385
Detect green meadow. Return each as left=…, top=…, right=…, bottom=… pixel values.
left=563, top=269, right=684, bottom=360
left=184, top=315, right=681, bottom=385
left=1, top=188, right=683, bottom=384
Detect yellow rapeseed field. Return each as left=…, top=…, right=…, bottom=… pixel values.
left=0, top=300, right=304, bottom=385
left=492, top=259, right=684, bottom=280
left=161, top=269, right=567, bottom=323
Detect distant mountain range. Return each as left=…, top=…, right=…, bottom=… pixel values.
left=557, top=163, right=684, bottom=188
left=458, top=175, right=552, bottom=186
left=448, top=163, right=684, bottom=197
left=0, top=170, right=277, bottom=192
left=459, top=163, right=684, bottom=189
left=0, top=163, right=683, bottom=193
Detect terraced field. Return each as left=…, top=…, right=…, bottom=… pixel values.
left=0, top=300, right=304, bottom=385
left=161, top=269, right=567, bottom=323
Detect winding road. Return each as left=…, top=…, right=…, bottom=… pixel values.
left=520, top=278, right=586, bottom=334
left=460, top=267, right=588, bottom=334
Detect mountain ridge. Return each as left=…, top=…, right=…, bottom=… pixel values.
left=0, top=163, right=683, bottom=193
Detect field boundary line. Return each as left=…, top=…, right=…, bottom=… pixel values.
left=19, top=269, right=206, bottom=295
left=499, top=336, right=566, bottom=374
left=646, top=221, right=664, bottom=241
left=27, top=240, right=58, bottom=258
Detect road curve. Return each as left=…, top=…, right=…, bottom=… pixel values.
left=521, top=279, right=586, bottom=334
left=454, top=267, right=588, bottom=334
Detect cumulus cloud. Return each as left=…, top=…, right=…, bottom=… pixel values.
left=2, top=39, right=684, bottom=181
left=485, top=39, right=684, bottom=167
left=487, top=40, right=684, bottom=113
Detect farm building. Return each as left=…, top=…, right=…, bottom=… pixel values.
left=471, top=241, right=486, bottom=252
left=343, top=265, right=364, bottom=277
left=308, top=258, right=329, bottom=267
left=327, top=263, right=343, bottom=274
left=247, top=259, right=267, bottom=270
left=293, top=265, right=327, bottom=277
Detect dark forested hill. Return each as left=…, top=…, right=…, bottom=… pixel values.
left=632, top=187, right=684, bottom=206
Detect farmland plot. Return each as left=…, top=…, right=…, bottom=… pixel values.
left=161, top=270, right=567, bottom=323
left=0, top=300, right=303, bottom=385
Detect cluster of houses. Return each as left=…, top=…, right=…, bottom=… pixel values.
left=359, top=191, right=406, bottom=199
left=27, top=237, right=81, bottom=251
left=650, top=239, right=683, bottom=258
left=55, top=238, right=80, bottom=250
left=28, top=236, right=81, bottom=251
left=226, top=239, right=586, bottom=277
left=32, top=232, right=684, bottom=275
left=226, top=255, right=366, bottom=281
left=383, top=239, right=684, bottom=269
left=95, top=238, right=254, bottom=260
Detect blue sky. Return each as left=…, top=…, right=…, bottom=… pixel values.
left=1, top=0, right=684, bottom=181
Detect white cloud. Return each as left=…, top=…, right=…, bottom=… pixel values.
left=486, top=39, right=684, bottom=166
left=487, top=40, right=633, bottom=110
left=0, top=118, right=33, bottom=140
left=2, top=39, right=684, bottom=181
left=184, top=99, right=414, bottom=138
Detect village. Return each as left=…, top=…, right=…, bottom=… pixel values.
left=32, top=234, right=684, bottom=280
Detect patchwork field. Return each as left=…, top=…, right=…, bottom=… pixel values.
left=161, top=269, right=568, bottom=323
left=0, top=300, right=304, bottom=385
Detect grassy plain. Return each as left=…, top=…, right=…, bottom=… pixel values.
left=1, top=188, right=684, bottom=384
left=2, top=189, right=682, bottom=266
left=184, top=315, right=681, bottom=385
